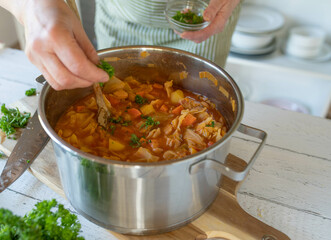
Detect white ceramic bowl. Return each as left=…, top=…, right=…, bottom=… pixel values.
left=288, top=26, right=326, bottom=48
left=232, top=31, right=274, bottom=49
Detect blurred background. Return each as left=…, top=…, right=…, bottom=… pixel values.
left=1, top=0, right=330, bottom=118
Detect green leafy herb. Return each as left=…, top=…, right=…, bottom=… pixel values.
left=0, top=104, right=31, bottom=137
left=108, top=117, right=131, bottom=127
left=97, top=60, right=115, bottom=79
left=25, top=88, right=36, bottom=96
left=0, top=199, right=84, bottom=240
left=206, top=121, right=215, bottom=127
left=0, top=151, right=6, bottom=159
left=99, top=82, right=104, bottom=87
left=140, top=115, right=160, bottom=129
left=26, top=159, right=30, bottom=164
left=135, top=95, right=148, bottom=105
left=130, top=134, right=141, bottom=148
left=172, top=9, right=204, bottom=24
left=108, top=125, right=116, bottom=135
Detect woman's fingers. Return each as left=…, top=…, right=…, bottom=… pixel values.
left=203, top=0, right=223, bottom=21
left=52, top=27, right=108, bottom=84
left=180, top=0, right=240, bottom=43
left=40, top=53, right=94, bottom=90
left=72, top=20, right=100, bottom=65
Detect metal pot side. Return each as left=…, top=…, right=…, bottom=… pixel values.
left=38, top=46, right=250, bottom=235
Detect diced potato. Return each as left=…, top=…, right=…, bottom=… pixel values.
left=109, top=138, right=125, bottom=151
left=113, top=89, right=128, bottom=99
left=103, top=76, right=125, bottom=93
left=140, top=104, right=155, bottom=115
left=170, top=90, right=184, bottom=104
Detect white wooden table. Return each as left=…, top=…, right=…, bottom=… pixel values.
left=0, top=48, right=331, bottom=240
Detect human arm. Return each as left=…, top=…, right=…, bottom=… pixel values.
left=179, top=0, right=241, bottom=43
left=0, top=0, right=109, bottom=90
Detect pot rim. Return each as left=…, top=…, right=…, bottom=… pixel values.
left=38, top=45, right=244, bottom=167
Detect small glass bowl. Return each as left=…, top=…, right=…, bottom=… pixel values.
left=165, top=0, right=209, bottom=33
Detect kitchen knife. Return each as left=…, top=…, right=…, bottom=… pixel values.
left=0, top=110, right=50, bottom=193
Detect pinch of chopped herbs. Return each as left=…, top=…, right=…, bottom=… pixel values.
left=206, top=121, right=215, bottom=127
left=140, top=115, right=160, bottom=129
left=129, top=134, right=150, bottom=148
left=135, top=94, right=148, bottom=105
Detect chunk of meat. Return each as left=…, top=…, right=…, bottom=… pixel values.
left=133, top=147, right=159, bottom=162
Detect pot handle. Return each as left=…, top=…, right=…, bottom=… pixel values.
left=189, top=123, right=267, bottom=182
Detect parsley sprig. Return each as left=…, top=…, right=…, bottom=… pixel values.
left=97, top=60, right=114, bottom=79
left=25, top=88, right=36, bottom=96
left=0, top=199, right=84, bottom=239
left=0, top=104, right=31, bottom=138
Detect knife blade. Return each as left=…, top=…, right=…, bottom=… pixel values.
left=0, top=110, right=50, bottom=193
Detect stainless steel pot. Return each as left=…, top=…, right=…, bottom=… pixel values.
left=38, top=46, right=266, bottom=235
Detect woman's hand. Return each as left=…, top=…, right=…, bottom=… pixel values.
left=19, top=0, right=109, bottom=90
left=179, top=0, right=240, bottom=43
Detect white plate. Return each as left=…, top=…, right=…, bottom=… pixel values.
left=236, top=4, right=285, bottom=34
left=282, top=42, right=331, bottom=63
left=230, top=39, right=277, bottom=56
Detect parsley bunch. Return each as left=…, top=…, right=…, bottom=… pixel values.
left=0, top=199, right=84, bottom=240
left=97, top=60, right=114, bottom=79
left=0, top=104, right=31, bottom=138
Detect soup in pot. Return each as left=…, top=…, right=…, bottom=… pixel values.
left=55, top=76, right=227, bottom=162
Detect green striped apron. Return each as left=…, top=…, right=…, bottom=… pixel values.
left=95, top=0, right=241, bottom=67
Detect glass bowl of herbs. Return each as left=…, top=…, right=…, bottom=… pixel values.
left=165, top=0, right=209, bottom=33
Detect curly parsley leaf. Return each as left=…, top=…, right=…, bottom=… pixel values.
left=25, top=88, right=37, bottom=96
left=0, top=104, right=31, bottom=137
left=97, top=60, right=114, bottom=79
left=0, top=199, right=84, bottom=240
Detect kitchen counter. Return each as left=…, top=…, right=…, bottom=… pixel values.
left=0, top=48, right=331, bottom=240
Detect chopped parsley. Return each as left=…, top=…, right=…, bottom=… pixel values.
left=108, top=116, right=131, bottom=127
left=108, top=125, right=116, bottom=135
left=135, top=95, right=148, bottom=105
left=97, top=60, right=115, bottom=78
left=130, top=134, right=141, bottom=148
left=0, top=151, right=6, bottom=159
left=0, top=104, right=31, bottom=137
left=129, top=134, right=150, bottom=148
left=206, top=121, right=215, bottom=127
left=25, top=88, right=36, bottom=96
left=172, top=9, right=204, bottom=24
left=140, top=115, right=160, bottom=129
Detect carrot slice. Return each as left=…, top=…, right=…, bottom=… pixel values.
left=159, top=104, right=169, bottom=112
left=75, top=105, right=85, bottom=112
left=172, top=105, right=183, bottom=115
left=127, top=108, right=142, bottom=119
left=107, top=95, right=120, bottom=106
left=182, top=114, right=197, bottom=127
left=153, top=83, right=163, bottom=89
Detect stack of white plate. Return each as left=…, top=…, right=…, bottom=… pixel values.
left=230, top=4, right=285, bottom=56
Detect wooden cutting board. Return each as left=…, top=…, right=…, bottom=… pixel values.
left=0, top=96, right=290, bottom=240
